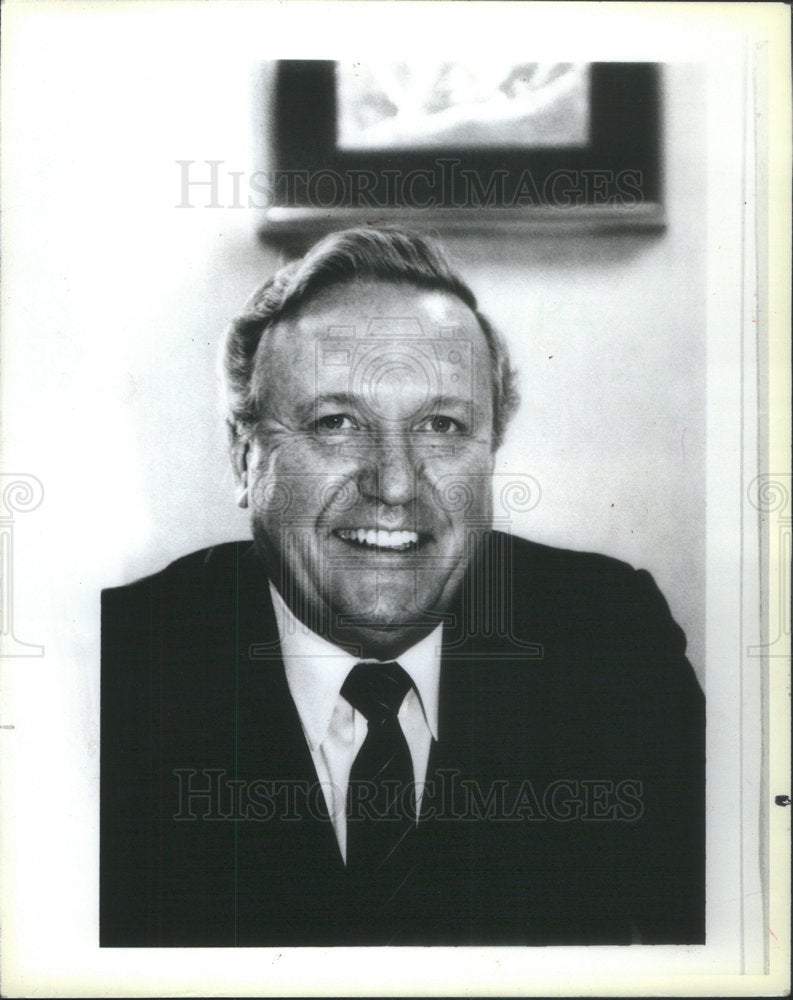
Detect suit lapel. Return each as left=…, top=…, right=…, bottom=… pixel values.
left=232, top=546, right=344, bottom=874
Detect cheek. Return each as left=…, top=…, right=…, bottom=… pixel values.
left=249, top=441, right=363, bottom=527
left=424, top=444, right=494, bottom=521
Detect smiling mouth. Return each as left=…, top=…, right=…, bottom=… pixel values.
left=334, top=528, right=422, bottom=552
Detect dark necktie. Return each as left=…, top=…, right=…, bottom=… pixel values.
left=341, top=661, right=416, bottom=887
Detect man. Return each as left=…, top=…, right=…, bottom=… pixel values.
left=101, top=227, right=704, bottom=947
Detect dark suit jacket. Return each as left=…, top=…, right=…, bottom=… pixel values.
left=101, top=531, right=705, bottom=947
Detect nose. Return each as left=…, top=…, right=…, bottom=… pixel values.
left=368, top=429, right=417, bottom=507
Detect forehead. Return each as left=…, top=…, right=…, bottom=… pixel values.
left=267, top=278, right=489, bottom=361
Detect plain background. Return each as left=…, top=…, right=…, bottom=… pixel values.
left=1, top=2, right=788, bottom=997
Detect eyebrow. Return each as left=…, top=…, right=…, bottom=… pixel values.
left=425, top=394, right=483, bottom=416
left=293, top=394, right=353, bottom=424
left=293, top=393, right=485, bottom=423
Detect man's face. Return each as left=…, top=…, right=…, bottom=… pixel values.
left=240, top=278, right=496, bottom=658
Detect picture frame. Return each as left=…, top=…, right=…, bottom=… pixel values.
left=262, top=60, right=663, bottom=252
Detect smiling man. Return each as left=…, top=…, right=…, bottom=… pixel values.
left=101, top=228, right=705, bottom=947
left=233, top=276, right=498, bottom=659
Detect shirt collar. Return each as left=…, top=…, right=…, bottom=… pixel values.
left=269, top=582, right=442, bottom=752
left=388, top=625, right=441, bottom=741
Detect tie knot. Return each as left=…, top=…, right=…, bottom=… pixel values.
left=341, top=661, right=412, bottom=725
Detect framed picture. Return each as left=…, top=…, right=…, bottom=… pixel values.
left=262, top=60, right=663, bottom=250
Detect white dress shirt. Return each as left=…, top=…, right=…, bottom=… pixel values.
left=269, top=582, right=441, bottom=863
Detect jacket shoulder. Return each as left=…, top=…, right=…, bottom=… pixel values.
left=102, top=540, right=253, bottom=599
left=492, top=530, right=693, bottom=668
left=503, top=531, right=638, bottom=576
left=502, top=531, right=670, bottom=602
left=101, top=540, right=263, bottom=657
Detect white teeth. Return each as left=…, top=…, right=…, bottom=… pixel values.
left=336, top=529, right=419, bottom=550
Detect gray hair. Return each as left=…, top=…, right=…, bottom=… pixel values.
left=221, top=227, right=519, bottom=449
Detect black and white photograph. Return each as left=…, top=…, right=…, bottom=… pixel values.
left=0, top=1, right=789, bottom=996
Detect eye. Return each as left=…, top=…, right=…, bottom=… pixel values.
left=418, top=415, right=463, bottom=434
left=314, top=414, right=358, bottom=433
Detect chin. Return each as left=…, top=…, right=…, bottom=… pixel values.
left=334, top=581, right=443, bottom=624
left=329, top=589, right=447, bottom=655
left=332, top=600, right=419, bottom=632
left=343, top=620, right=432, bottom=661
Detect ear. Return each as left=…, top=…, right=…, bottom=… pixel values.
left=228, top=420, right=250, bottom=509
